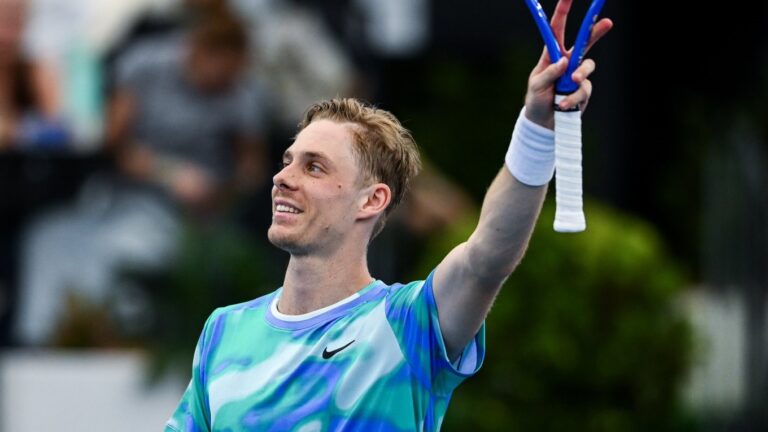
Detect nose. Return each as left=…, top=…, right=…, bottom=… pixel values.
left=273, top=163, right=298, bottom=191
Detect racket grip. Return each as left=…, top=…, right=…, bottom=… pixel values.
left=553, top=95, right=586, bottom=232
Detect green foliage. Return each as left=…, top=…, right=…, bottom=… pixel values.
left=412, top=201, right=694, bottom=431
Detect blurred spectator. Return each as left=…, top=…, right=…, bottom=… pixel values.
left=103, top=0, right=229, bottom=93
left=108, top=11, right=270, bottom=213
left=20, top=0, right=105, bottom=150
left=0, top=0, right=73, bottom=151
left=0, top=0, right=30, bottom=150
left=13, top=10, right=273, bottom=346
left=0, top=0, right=28, bottom=346
left=105, top=0, right=357, bottom=130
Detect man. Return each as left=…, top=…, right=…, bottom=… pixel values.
left=108, top=10, right=270, bottom=213
left=166, top=1, right=612, bottom=430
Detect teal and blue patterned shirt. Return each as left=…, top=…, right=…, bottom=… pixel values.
left=165, top=272, right=485, bottom=431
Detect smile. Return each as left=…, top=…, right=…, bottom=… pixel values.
left=275, top=204, right=302, bottom=214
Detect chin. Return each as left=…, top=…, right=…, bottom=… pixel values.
left=268, top=226, right=306, bottom=254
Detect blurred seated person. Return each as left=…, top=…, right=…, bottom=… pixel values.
left=13, top=11, right=273, bottom=346
left=108, top=9, right=270, bottom=215
left=0, top=0, right=71, bottom=151
left=105, top=0, right=357, bottom=132
left=15, top=0, right=107, bottom=150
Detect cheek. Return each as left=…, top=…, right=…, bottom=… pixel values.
left=306, top=178, right=358, bottom=218
left=321, top=188, right=358, bottom=220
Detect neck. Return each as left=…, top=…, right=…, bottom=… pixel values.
left=278, top=242, right=373, bottom=315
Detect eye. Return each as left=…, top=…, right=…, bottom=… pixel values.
left=277, top=161, right=289, bottom=172
left=307, top=162, right=324, bottom=173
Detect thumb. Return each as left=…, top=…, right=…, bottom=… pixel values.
left=530, top=57, right=568, bottom=92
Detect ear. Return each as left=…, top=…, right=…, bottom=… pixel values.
left=356, top=183, right=391, bottom=222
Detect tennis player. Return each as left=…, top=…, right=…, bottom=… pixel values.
left=166, top=2, right=612, bottom=430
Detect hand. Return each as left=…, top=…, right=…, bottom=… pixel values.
left=118, top=145, right=155, bottom=180
left=170, top=163, right=216, bottom=208
left=524, top=0, right=613, bottom=129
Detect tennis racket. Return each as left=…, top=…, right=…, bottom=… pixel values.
left=524, top=0, right=606, bottom=232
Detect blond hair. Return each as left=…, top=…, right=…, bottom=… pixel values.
left=298, top=98, right=421, bottom=238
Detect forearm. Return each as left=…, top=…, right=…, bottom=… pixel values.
left=30, top=61, right=60, bottom=119
left=465, top=168, right=547, bottom=283
left=464, top=109, right=554, bottom=282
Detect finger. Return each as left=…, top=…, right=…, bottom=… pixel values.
left=531, top=44, right=560, bottom=77
left=585, top=18, right=613, bottom=54
left=531, top=57, right=568, bottom=92
left=558, top=79, right=592, bottom=111
left=563, top=18, right=613, bottom=58
left=571, top=58, right=595, bottom=83
left=550, top=0, right=573, bottom=52
left=531, top=45, right=556, bottom=75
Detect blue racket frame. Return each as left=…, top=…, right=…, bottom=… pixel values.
left=524, top=0, right=606, bottom=95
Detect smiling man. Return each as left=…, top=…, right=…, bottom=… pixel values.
left=165, top=2, right=612, bottom=430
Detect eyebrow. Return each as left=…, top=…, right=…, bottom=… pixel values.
left=283, top=150, right=336, bottom=169
left=283, top=150, right=334, bottom=166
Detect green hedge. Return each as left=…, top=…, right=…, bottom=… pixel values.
left=412, top=201, right=695, bottom=431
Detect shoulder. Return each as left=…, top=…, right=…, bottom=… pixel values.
left=205, top=290, right=278, bottom=327
left=116, top=33, right=184, bottom=81
left=383, top=273, right=433, bottom=303
left=384, top=279, right=425, bottom=298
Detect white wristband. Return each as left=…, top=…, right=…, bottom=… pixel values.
left=504, top=107, right=555, bottom=186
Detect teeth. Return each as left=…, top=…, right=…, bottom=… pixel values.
left=276, top=204, right=300, bottom=214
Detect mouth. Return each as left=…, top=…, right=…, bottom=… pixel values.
left=273, top=200, right=304, bottom=215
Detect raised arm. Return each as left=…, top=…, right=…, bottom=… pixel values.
left=433, top=2, right=612, bottom=360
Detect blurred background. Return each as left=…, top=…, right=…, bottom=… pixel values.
left=0, top=0, right=766, bottom=430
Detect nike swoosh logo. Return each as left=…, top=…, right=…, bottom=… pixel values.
left=322, top=340, right=355, bottom=359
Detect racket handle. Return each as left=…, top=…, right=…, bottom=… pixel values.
left=553, top=95, right=586, bottom=232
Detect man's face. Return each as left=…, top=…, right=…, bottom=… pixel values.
left=268, top=120, right=370, bottom=255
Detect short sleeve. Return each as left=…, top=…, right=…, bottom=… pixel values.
left=166, top=311, right=222, bottom=432
left=385, top=271, right=486, bottom=396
